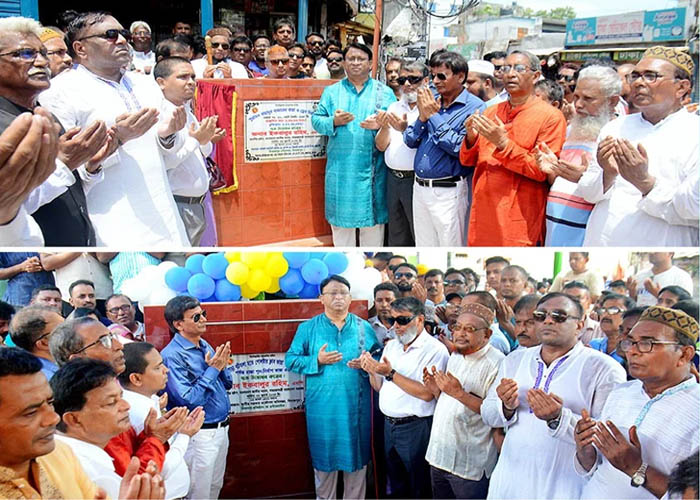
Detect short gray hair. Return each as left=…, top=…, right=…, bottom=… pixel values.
left=577, top=65, right=622, bottom=98
left=401, top=61, right=429, bottom=77
left=0, top=16, right=43, bottom=37
left=508, top=50, right=540, bottom=71
left=49, top=317, right=99, bottom=366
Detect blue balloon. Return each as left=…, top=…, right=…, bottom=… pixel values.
left=283, top=252, right=310, bottom=269
left=164, top=267, right=192, bottom=292
left=279, top=268, right=305, bottom=295
left=202, top=293, right=217, bottom=303
left=323, top=253, right=349, bottom=275
left=298, top=282, right=320, bottom=298
left=301, top=259, right=329, bottom=285
left=187, top=273, right=215, bottom=300
left=202, top=253, right=229, bottom=280
left=215, top=279, right=241, bottom=302
left=185, top=254, right=206, bottom=275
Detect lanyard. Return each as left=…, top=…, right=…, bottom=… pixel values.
left=529, top=354, right=569, bottom=413
left=633, top=378, right=696, bottom=427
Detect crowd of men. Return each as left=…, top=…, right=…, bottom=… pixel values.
left=0, top=249, right=698, bottom=498
left=0, top=9, right=696, bottom=247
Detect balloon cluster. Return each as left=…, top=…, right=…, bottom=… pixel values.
left=122, top=252, right=385, bottom=307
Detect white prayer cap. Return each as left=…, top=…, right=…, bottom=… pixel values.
left=468, top=59, right=495, bottom=77
left=130, top=21, right=151, bottom=33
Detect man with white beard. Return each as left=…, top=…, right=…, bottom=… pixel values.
left=374, top=62, right=427, bottom=246
left=536, top=65, right=621, bottom=246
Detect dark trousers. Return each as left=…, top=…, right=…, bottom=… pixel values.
left=384, top=416, right=432, bottom=498
left=430, top=466, right=489, bottom=499
left=386, top=171, right=415, bottom=246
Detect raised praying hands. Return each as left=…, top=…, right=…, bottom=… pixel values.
left=416, top=87, right=440, bottom=122
left=574, top=408, right=597, bottom=470
left=333, top=109, right=354, bottom=127
left=360, top=114, right=381, bottom=130
left=471, top=113, right=509, bottom=150
left=318, top=343, right=343, bottom=365
left=205, top=341, right=231, bottom=371
left=359, top=351, right=391, bottom=376
left=190, top=115, right=219, bottom=145
left=496, top=378, right=519, bottom=413
left=592, top=420, right=643, bottom=477
left=145, top=406, right=188, bottom=443
left=57, top=120, right=109, bottom=170
left=432, top=367, right=463, bottom=400
left=526, top=388, right=563, bottom=421
left=613, top=139, right=655, bottom=195
left=535, top=142, right=588, bottom=183
left=158, top=105, right=187, bottom=138
left=117, top=457, right=166, bottom=500
left=0, top=110, right=59, bottom=226
left=113, top=108, right=160, bottom=144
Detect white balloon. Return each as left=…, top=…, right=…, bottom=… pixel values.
left=147, top=286, right=178, bottom=306
left=120, top=277, right=146, bottom=302
left=341, top=252, right=366, bottom=278
left=361, top=266, right=382, bottom=287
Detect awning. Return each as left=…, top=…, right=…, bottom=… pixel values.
left=559, top=45, right=689, bottom=62
left=529, top=46, right=564, bottom=56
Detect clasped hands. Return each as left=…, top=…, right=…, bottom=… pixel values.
left=464, top=110, right=509, bottom=150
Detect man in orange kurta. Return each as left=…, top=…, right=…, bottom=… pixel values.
left=460, top=50, right=566, bottom=246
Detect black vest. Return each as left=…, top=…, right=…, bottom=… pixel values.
left=0, top=97, right=96, bottom=246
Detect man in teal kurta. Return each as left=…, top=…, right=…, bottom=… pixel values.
left=285, top=274, right=380, bottom=499
left=311, top=42, right=396, bottom=247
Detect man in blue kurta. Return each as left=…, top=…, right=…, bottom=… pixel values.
left=285, top=274, right=380, bottom=499
left=311, top=42, right=396, bottom=247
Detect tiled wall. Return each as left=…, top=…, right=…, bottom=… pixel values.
left=208, top=79, right=333, bottom=245
left=144, top=299, right=369, bottom=498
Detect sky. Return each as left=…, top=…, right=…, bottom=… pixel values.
left=511, top=0, right=681, bottom=17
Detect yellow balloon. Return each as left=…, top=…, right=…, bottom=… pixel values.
left=265, top=277, right=281, bottom=293
left=241, top=252, right=267, bottom=269
left=365, top=258, right=373, bottom=268
left=265, top=254, right=289, bottom=278
left=416, top=263, right=429, bottom=275
left=224, top=251, right=241, bottom=263
left=240, top=282, right=259, bottom=299
left=226, top=262, right=249, bottom=285
left=248, top=269, right=271, bottom=292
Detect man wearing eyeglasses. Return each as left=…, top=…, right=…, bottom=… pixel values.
left=286, top=275, right=380, bottom=499
left=576, top=306, right=699, bottom=499
left=230, top=35, right=259, bottom=77
left=129, top=21, right=155, bottom=75
left=482, top=292, right=626, bottom=499
left=105, top=293, right=144, bottom=341
left=405, top=50, right=486, bottom=247
left=424, top=303, right=504, bottom=498
left=249, top=34, right=270, bottom=76
left=190, top=26, right=248, bottom=80
left=161, top=295, right=233, bottom=500
left=556, top=63, right=578, bottom=121
left=40, top=27, right=72, bottom=77
left=461, top=50, right=567, bottom=246
left=579, top=46, right=699, bottom=247
left=562, top=281, right=604, bottom=346
left=359, top=296, right=448, bottom=498
left=39, top=12, right=193, bottom=246
left=374, top=61, right=428, bottom=246
left=9, top=304, right=63, bottom=380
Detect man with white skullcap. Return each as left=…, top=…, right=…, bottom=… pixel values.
left=466, top=60, right=504, bottom=107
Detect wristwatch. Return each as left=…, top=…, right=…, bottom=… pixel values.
left=546, top=416, right=561, bottom=430
left=385, top=369, right=396, bottom=382
left=630, top=463, right=648, bottom=488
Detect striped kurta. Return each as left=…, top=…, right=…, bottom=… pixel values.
left=285, top=313, right=380, bottom=472
left=311, top=78, right=396, bottom=228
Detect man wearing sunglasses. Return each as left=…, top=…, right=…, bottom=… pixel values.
left=286, top=275, right=380, bottom=500
left=461, top=50, right=567, bottom=246
left=405, top=50, right=485, bottom=247
left=482, top=292, right=626, bottom=499
left=556, top=63, right=578, bottom=120
left=39, top=12, right=192, bottom=246
left=576, top=306, right=698, bottom=499
left=161, top=295, right=233, bottom=500
left=249, top=34, right=270, bottom=76
left=374, top=61, right=428, bottom=246
left=589, top=293, right=636, bottom=364
left=579, top=46, right=698, bottom=247
left=9, top=304, right=64, bottom=380
left=305, top=32, right=326, bottom=77
left=191, top=26, right=248, bottom=80
left=325, top=48, right=345, bottom=80
left=360, top=296, right=448, bottom=498
left=287, top=43, right=307, bottom=79
left=264, top=45, right=290, bottom=79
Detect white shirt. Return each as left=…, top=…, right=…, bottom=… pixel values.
left=55, top=434, right=122, bottom=500
left=0, top=206, right=44, bottom=246
left=191, top=57, right=249, bottom=80
left=368, top=315, right=395, bottom=345
left=55, top=253, right=113, bottom=299
left=578, top=378, right=699, bottom=499
left=161, top=100, right=211, bottom=197
left=39, top=65, right=190, bottom=246
left=314, top=58, right=330, bottom=80
left=379, top=331, right=449, bottom=418
left=131, top=51, right=156, bottom=73
left=121, top=389, right=191, bottom=499
left=579, top=110, right=699, bottom=246
left=481, top=342, right=626, bottom=499
left=426, top=344, right=504, bottom=480
left=383, top=98, right=419, bottom=171
left=633, top=265, right=694, bottom=306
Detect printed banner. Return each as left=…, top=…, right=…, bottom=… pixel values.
left=244, top=100, right=327, bottom=163
left=229, top=353, right=305, bottom=413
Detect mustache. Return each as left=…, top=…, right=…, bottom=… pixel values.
left=28, top=69, right=50, bottom=77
